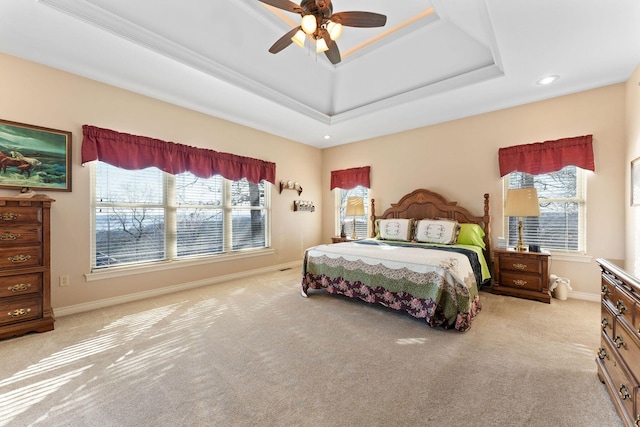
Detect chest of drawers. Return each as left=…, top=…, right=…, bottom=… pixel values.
left=492, top=249, right=551, bottom=303
left=596, top=258, right=640, bottom=426
left=0, top=196, right=55, bottom=339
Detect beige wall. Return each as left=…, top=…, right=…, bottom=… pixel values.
left=626, top=64, right=640, bottom=274
left=2, top=51, right=632, bottom=310
left=0, top=53, right=323, bottom=312
left=322, top=84, right=628, bottom=298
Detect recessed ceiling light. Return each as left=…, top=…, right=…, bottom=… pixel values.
left=536, top=75, right=559, bottom=85
left=324, top=135, right=331, bottom=140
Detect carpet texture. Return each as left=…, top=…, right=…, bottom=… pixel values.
left=0, top=268, right=622, bottom=426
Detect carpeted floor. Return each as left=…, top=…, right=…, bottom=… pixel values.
left=0, top=268, right=622, bottom=426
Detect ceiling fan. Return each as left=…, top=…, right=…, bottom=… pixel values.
left=258, top=0, right=387, bottom=64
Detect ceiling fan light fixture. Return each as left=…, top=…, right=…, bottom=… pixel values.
left=316, top=38, right=329, bottom=53
left=327, top=21, right=343, bottom=41
left=301, top=15, right=317, bottom=34
left=291, top=30, right=306, bottom=48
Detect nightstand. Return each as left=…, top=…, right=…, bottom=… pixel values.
left=492, top=249, right=551, bottom=303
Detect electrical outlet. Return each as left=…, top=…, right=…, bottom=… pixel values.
left=59, top=275, right=70, bottom=287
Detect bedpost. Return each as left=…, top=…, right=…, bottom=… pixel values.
left=483, top=193, right=491, bottom=265
left=370, top=198, right=376, bottom=238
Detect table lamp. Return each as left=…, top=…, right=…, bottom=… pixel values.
left=505, top=187, right=540, bottom=251
left=345, top=196, right=365, bottom=239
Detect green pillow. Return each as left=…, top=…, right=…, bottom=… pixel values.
left=457, top=223, right=486, bottom=249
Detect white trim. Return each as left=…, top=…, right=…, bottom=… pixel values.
left=564, top=290, right=600, bottom=303
left=85, top=248, right=276, bottom=281
left=550, top=253, right=592, bottom=263
left=59, top=260, right=301, bottom=317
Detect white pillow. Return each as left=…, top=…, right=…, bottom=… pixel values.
left=414, top=219, right=459, bottom=244
left=379, top=218, right=414, bottom=241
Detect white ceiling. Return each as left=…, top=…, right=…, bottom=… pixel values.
left=1, top=0, right=640, bottom=148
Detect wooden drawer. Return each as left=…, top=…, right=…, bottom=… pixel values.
left=0, top=245, right=42, bottom=269
left=614, top=285, right=636, bottom=331
left=0, top=295, right=42, bottom=325
left=500, top=271, right=541, bottom=292
left=499, top=255, right=543, bottom=274
left=601, top=302, right=615, bottom=341
left=0, top=225, right=42, bottom=246
left=601, top=274, right=617, bottom=307
left=614, top=321, right=640, bottom=383
left=599, top=333, right=637, bottom=420
left=0, top=205, right=42, bottom=224
left=0, top=273, right=42, bottom=298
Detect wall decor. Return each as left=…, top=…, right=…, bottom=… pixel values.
left=0, top=119, right=72, bottom=192
left=279, top=180, right=302, bottom=195
left=293, top=200, right=315, bottom=212
left=632, top=156, right=640, bottom=206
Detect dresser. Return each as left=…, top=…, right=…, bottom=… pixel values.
left=596, top=259, right=640, bottom=426
left=0, top=196, right=55, bottom=339
left=492, top=249, right=551, bottom=303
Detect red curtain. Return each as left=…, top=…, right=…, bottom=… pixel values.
left=330, top=166, right=370, bottom=190
left=498, top=135, right=594, bottom=177
left=81, top=125, right=276, bottom=184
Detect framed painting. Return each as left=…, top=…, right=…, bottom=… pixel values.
left=0, top=119, right=72, bottom=192
left=632, top=156, right=640, bottom=206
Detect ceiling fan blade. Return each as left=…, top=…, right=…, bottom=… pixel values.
left=269, top=26, right=301, bottom=54
left=331, top=11, right=387, bottom=28
left=258, top=0, right=303, bottom=14
left=320, top=29, right=341, bottom=64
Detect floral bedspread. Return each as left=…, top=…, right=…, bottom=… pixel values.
left=301, top=241, right=482, bottom=331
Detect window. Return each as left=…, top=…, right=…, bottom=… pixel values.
left=92, top=162, right=270, bottom=270
left=335, top=185, right=369, bottom=238
left=504, top=166, right=586, bottom=253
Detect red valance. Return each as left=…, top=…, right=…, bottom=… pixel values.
left=81, top=125, right=276, bottom=184
left=330, top=166, right=371, bottom=190
left=498, top=135, right=594, bottom=177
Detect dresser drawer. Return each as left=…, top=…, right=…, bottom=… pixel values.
left=0, top=295, right=42, bottom=325
left=600, top=333, right=637, bottom=420
left=0, top=225, right=42, bottom=246
left=0, top=205, right=42, bottom=224
left=614, top=321, right=640, bottom=382
left=601, top=274, right=617, bottom=307
left=0, top=246, right=42, bottom=269
left=601, top=302, right=615, bottom=341
left=499, top=255, right=543, bottom=274
left=500, top=271, right=541, bottom=291
left=0, top=273, right=42, bottom=298
left=614, top=285, right=636, bottom=331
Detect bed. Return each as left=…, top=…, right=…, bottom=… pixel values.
left=301, top=189, right=491, bottom=331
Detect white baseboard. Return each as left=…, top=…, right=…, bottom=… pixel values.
left=565, top=290, right=600, bottom=303
left=55, top=260, right=302, bottom=317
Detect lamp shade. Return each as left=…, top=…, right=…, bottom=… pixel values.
left=291, top=30, right=306, bottom=48
left=346, top=196, right=365, bottom=216
left=505, top=188, right=540, bottom=217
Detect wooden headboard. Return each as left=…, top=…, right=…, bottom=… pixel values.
left=370, top=188, right=491, bottom=260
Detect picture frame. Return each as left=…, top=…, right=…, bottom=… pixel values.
left=632, top=156, right=640, bottom=206
left=0, top=119, right=72, bottom=192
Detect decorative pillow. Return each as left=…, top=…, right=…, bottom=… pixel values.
left=378, top=218, right=414, bottom=241
left=457, top=223, right=486, bottom=249
left=414, top=219, right=459, bottom=244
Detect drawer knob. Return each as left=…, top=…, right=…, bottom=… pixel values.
left=513, top=279, right=527, bottom=287
left=7, top=308, right=31, bottom=318
left=616, top=300, right=627, bottom=314
left=0, top=212, right=20, bottom=221
left=597, top=347, right=608, bottom=360
left=619, top=384, right=631, bottom=401
left=601, top=284, right=610, bottom=296
left=0, top=232, right=20, bottom=240
left=601, top=317, right=609, bottom=330
left=635, top=415, right=640, bottom=426
left=512, top=263, right=527, bottom=270
left=8, top=283, right=32, bottom=292
left=8, top=255, right=31, bottom=263
left=614, top=335, right=625, bottom=349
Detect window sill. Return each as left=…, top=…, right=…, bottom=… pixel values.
left=85, top=247, right=276, bottom=282
left=548, top=251, right=592, bottom=263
